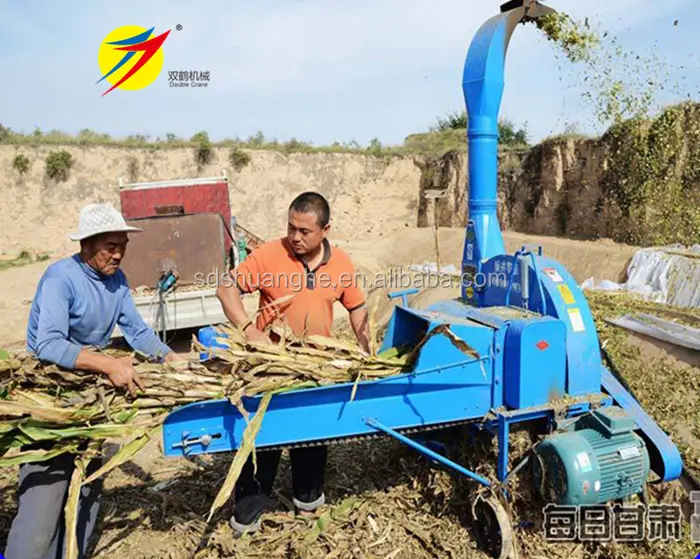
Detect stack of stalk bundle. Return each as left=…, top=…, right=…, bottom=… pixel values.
left=0, top=316, right=427, bottom=558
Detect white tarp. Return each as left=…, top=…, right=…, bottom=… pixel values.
left=581, top=244, right=700, bottom=309
left=605, top=313, right=700, bottom=351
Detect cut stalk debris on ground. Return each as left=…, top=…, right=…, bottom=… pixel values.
left=1, top=290, right=699, bottom=558
left=0, top=313, right=422, bottom=558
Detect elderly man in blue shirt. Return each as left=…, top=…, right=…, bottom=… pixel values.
left=4, top=203, right=183, bottom=559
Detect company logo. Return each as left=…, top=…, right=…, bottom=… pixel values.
left=97, top=25, right=171, bottom=96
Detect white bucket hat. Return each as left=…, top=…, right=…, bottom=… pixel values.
left=69, top=203, right=143, bottom=241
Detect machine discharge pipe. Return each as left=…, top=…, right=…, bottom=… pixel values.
left=460, top=1, right=555, bottom=276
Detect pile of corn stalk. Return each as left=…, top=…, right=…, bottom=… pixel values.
left=0, top=317, right=420, bottom=558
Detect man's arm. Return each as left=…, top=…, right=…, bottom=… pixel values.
left=337, top=256, right=370, bottom=354
left=349, top=306, right=370, bottom=354
left=117, top=284, right=177, bottom=362
left=216, top=253, right=271, bottom=343
left=34, top=275, right=86, bottom=369
left=34, top=275, right=145, bottom=397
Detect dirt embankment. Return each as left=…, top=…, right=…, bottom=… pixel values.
left=0, top=146, right=421, bottom=257
left=418, top=102, right=700, bottom=246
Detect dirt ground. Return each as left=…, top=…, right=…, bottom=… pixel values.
left=2, top=227, right=698, bottom=559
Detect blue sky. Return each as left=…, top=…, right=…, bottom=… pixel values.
left=0, top=0, right=698, bottom=147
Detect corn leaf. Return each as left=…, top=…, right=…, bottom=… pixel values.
left=83, top=425, right=160, bottom=485
left=207, top=391, right=273, bottom=522
left=64, top=454, right=88, bottom=559
left=0, top=442, right=80, bottom=467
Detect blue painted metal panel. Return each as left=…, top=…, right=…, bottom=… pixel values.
left=164, top=314, right=497, bottom=458
left=480, top=252, right=603, bottom=396
left=601, top=368, right=683, bottom=482
left=424, top=300, right=567, bottom=409
left=504, top=317, right=566, bottom=408
left=163, top=363, right=493, bottom=457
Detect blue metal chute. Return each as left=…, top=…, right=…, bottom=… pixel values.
left=461, top=1, right=555, bottom=300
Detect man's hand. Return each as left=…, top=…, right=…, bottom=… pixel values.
left=75, top=349, right=146, bottom=398
left=105, top=356, right=146, bottom=398
left=243, top=324, right=273, bottom=344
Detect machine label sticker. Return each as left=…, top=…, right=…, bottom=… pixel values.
left=466, top=243, right=473, bottom=260
left=576, top=452, right=592, bottom=473
left=465, top=286, right=474, bottom=299
left=543, top=268, right=563, bottom=283
left=619, top=446, right=641, bottom=460
left=568, top=308, right=586, bottom=332
left=557, top=284, right=576, bottom=305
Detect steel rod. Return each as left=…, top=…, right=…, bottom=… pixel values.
left=365, top=417, right=492, bottom=487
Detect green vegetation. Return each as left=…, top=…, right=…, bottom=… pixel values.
left=365, top=137, right=383, bottom=156
left=403, top=111, right=530, bottom=157
left=534, top=12, right=600, bottom=63
left=228, top=146, right=251, bottom=171
left=0, top=250, right=49, bottom=272
left=404, top=129, right=466, bottom=157
left=532, top=10, right=684, bottom=130
left=600, top=101, right=700, bottom=245
left=433, top=110, right=529, bottom=147
left=11, top=154, right=31, bottom=175
left=45, top=149, right=74, bottom=182
left=0, top=124, right=409, bottom=158
left=587, top=290, right=700, bottom=470
left=126, top=156, right=139, bottom=182
left=0, top=109, right=529, bottom=160
left=191, top=130, right=214, bottom=170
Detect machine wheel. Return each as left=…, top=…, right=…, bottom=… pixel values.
left=472, top=492, right=519, bottom=559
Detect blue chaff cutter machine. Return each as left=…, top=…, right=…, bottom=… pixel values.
left=160, top=2, right=683, bottom=556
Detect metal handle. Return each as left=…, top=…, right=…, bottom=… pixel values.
left=388, top=288, right=419, bottom=308
left=171, top=431, right=218, bottom=452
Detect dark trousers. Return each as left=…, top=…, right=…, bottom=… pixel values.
left=4, top=452, right=103, bottom=559
left=233, top=445, right=327, bottom=524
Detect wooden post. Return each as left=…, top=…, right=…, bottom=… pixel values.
left=425, top=190, right=446, bottom=277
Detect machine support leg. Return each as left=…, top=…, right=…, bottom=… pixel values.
left=365, top=418, right=492, bottom=487
left=498, top=414, right=510, bottom=483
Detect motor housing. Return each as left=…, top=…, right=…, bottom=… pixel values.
left=533, top=406, right=650, bottom=506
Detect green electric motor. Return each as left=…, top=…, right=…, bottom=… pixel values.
left=533, top=406, right=650, bottom=506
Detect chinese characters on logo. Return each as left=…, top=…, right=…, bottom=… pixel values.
left=544, top=503, right=685, bottom=543
left=168, top=70, right=211, bottom=88
left=692, top=491, right=700, bottom=544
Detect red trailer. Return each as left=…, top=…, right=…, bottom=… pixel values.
left=118, top=172, right=263, bottom=289
left=112, top=172, right=264, bottom=339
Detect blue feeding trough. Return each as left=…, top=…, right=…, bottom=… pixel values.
left=161, top=2, right=683, bottom=556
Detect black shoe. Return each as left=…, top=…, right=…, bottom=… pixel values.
left=230, top=495, right=269, bottom=536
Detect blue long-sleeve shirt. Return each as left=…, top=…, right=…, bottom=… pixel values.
left=26, top=254, right=172, bottom=369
